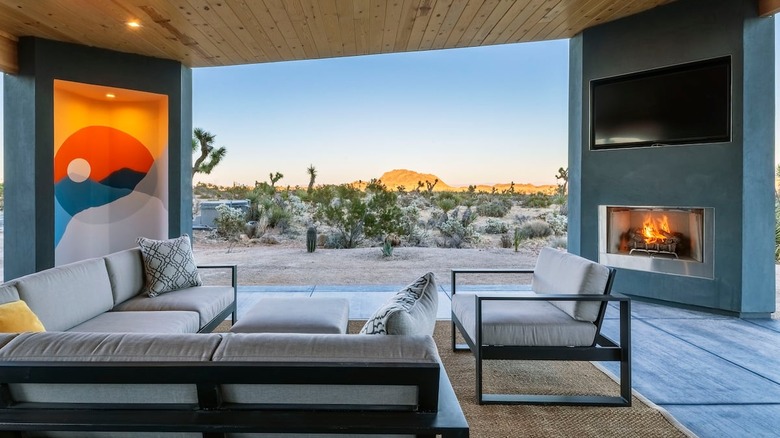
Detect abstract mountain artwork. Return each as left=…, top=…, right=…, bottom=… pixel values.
left=54, top=126, right=155, bottom=245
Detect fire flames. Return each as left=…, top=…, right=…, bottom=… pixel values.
left=641, top=214, right=671, bottom=244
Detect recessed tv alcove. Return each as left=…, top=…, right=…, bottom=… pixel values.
left=590, top=56, right=731, bottom=150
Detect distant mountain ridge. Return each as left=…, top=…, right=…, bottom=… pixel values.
left=353, top=169, right=556, bottom=194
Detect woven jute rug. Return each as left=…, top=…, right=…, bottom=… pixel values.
left=216, top=320, right=695, bottom=437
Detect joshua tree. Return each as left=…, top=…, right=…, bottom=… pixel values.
left=307, top=165, right=317, bottom=194
left=192, top=128, right=227, bottom=175
left=425, top=179, right=439, bottom=194
left=555, top=167, right=569, bottom=196
left=269, top=172, right=283, bottom=189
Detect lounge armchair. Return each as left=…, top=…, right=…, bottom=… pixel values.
left=450, top=247, right=631, bottom=406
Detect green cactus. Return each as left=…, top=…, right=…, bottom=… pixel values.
left=306, top=226, right=317, bottom=253
left=381, top=238, right=394, bottom=257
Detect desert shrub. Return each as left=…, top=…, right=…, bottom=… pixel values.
left=265, top=204, right=291, bottom=231
left=476, top=199, right=509, bottom=217
left=542, top=212, right=568, bottom=235
left=523, top=192, right=553, bottom=208
left=363, top=180, right=403, bottom=240
left=324, top=233, right=345, bottom=249
left=314, top=185, right=367, bottom=249
left=483, top=218, right=509, bottom=234
left=517, top=219, right=553, bottom=240
left=437, top=208, right=479, bottom=248
left=313, top=181, right=402, bottom=248
left=548, top=236, right=568, bottom=249
left=434, top=192, right=460, bottom=214
left=500, top=233, right=512, bottom=248
left=213, top=204, right=246, bottom=252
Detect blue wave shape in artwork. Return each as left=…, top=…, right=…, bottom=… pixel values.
left=54, top=178, right=133, bottom=218
left=54, top=197, right=72, bottom=247
left=99, top=168, right=147, bottom=190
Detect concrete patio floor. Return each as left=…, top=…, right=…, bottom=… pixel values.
left=236, top=283, right=780, bottom=438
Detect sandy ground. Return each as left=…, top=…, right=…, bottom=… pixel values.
left=191, top=231, right=544, bottom=287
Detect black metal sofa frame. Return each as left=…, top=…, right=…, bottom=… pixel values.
left=0, top=360, right=469, bottom=437
left=450, top=268, right=631, bottom=407
left=197, top=264, right=238, bottom=333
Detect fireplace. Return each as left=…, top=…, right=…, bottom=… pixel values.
left=599, top=206, right=714, bottom=279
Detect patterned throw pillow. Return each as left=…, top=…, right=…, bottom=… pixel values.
left=137, top=235, right=202, bottom=297
left=360, top=272, right=438, bottom=336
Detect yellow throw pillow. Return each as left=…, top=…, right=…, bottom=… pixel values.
left=0, top=300, right=46, bottom=332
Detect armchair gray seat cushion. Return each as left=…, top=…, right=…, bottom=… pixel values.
left=451, top=295, right=598, bottom=347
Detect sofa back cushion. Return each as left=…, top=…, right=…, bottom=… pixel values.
left=103, top=247, right=145, bottom=305
left=15, top=258, right=114, bottom=331
left=531, top=247, right=611, bottom=322
left=0, top=284, right=20, bottom=305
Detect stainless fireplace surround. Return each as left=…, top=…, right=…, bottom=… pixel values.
left=598, top=205, right=714, bottom=279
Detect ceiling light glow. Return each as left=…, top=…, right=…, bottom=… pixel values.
left=127, top=21, right=141, bottom=28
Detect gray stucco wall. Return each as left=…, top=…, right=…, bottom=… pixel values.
left=569, top=0, right=775, bottom=316
left=3, top=38, right=193, bottom=279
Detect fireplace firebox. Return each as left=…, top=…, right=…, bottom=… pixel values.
left=599, top=206, right=714, bottom=279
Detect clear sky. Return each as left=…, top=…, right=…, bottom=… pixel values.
left=0, top=27, right=779, bottom=186
left=192, top=39, right=569, bottom=187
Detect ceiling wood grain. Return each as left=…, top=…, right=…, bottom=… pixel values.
left=0, top=0, right=678, bottom=74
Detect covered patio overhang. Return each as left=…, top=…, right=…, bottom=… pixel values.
left=0, top=0, right=777, bottom=316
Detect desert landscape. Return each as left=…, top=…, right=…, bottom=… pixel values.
left=192, top=169, right=567, bottom=286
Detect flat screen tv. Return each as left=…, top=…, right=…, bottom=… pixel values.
left=591, top=56, right=731, bottom=150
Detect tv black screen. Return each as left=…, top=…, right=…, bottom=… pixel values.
left=591, top=57, right=731, bottom=150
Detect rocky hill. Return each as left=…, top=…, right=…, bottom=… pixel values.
left=353, top=169, right=556, bottom=194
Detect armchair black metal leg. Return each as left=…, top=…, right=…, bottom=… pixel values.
left=476, top=349, right=484, bottom=405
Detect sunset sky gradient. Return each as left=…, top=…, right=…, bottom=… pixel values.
left=0, top=29, right=779, bottom=186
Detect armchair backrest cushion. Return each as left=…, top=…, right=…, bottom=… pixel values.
left=531, top=247, right=611, bottom=322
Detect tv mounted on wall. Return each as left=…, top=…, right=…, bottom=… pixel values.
left=590, top=56, right=731, bottom=150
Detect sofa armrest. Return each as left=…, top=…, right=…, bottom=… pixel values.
left=197, top=264, right=238, bottom=326
left=450, top=268, right=534, bottom=297
left=197, top=265, right=237, bottom=289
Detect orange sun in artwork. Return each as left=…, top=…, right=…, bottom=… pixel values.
left=54, top=125, right=154, bottom=184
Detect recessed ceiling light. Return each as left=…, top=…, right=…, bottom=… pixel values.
left=127, top=21, right=141, bottom=28
left=106, top=93, right=116, bottom=99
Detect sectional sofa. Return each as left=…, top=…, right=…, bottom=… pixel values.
left=0, top=247, right=237, bottom=334
left=0, top=249, right=469, bottom=437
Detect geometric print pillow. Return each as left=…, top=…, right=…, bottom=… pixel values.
left=359, top=272, right=438, bottom=336
left=137, top=235, right=202, bottom=297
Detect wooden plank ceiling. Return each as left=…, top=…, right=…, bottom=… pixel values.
left=0, top=0, right=680, bottom=74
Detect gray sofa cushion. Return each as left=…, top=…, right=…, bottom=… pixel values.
left=215, top=333, right=439, bottom=409
left=214, top=333, right=439, bottom=363
left=112, top=285, right=233, bottom=328
left=0, top=332, right=222, bottom=405
left=0, top=284, right=20, bottom=305
left=359, top=272, right=438, bottom=336
left=104, top=247, right=145, bottom=305
left=230, top=297, right=349, bottom=334
left=532, top=247, right=611, bottom=322
left=68, top=311, right=200, bottom=333
left=451, top=292, right=599, bottom=347
left=15, top=258, right=114, bottom=331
